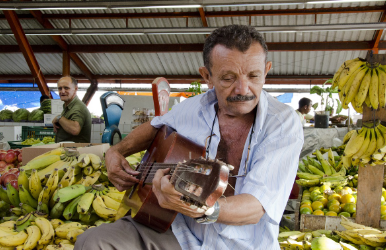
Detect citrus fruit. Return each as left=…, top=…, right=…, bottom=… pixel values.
left=334, top=186, right=343, bottom=194
left=340, top=203, right=345, bottom=211
left=328, top=204, right=341, bottom=214
left=309, top=187, right=318, bottom=192
left=300, top=204, right=313, bottom=211
left=322, top=208, right=329, bottom=214
left=320, top=184, right=331, bottom=193
left=302, top=195, right=311, bottom=201
left=341, top=194, right=356, bottom=204
left=339, top=212, right=351, bottom=218
left=328, top=193, right=341, bottom=202
left=312, top=201, right=324, bottom=211
left=300, top=207, right=313, bottom=215
left=313, top=210, right=324, bottom=216
left=301, top=200, right=312, bottom=206
left=381, top=205, right=386, bottom=216
left=352, top=212, right=356, bottom=218
left=352, top=193, right=357, bottom=203
left=325, top=211, right=338, bottom=216
left=339, top=187, right=353, bottom=196
left=382, top=196, right=385, bottom=202
left=315, top=197, right=328, bottom=207
left=382, top=190, right=386, bottom=201
left=343, top=203, right=356, bottom=214
left=327, top=199, right=340, bottom=208
left=382, top=214, right=386, bottom=220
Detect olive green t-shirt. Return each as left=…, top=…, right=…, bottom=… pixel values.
left=55, top=96, right=91, bottom=143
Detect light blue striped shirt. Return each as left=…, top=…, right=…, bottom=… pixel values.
left=151, top=89, right=304, bottom=250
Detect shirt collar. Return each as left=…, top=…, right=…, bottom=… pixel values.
left=64, top=95, right=79, bottom=110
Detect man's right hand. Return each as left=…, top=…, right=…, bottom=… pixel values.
left=105, top=147, right=140, bottom=192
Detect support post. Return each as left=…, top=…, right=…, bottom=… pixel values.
left=62, top=51, right=70, bottom=76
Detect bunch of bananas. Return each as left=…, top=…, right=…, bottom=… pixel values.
left=296, top=148, right=349, bottom=188
left=341, top=122, right=386, bottom=169
left=332, top=57, right=386, bottom=113
left=278, top=217, right=386, bottom=250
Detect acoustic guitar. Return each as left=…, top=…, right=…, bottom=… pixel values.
left=116, top=125, right=231, bottom=233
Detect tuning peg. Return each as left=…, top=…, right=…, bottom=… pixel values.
left=226, top=164, right=235, bottom=170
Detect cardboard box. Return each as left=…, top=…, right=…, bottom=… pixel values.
left=0, top=126, right=22, bottom=141
left=22, top=143, right=110, bottom=165
left=44, top=113, right=61, bottom=127
left=51, top=100, right=64, bottom=114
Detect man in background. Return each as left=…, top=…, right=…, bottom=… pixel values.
left=52, top=76, right=91, bottom=143
left=39, top=94, right=49, bottom=104
left=296, top=97, right=314, bottom=126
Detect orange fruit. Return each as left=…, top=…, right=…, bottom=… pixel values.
left=329, top=204, right=341, bottom=214
left=300, top=207, right=313, bottom=215
left=320, top=184, right=331, bottom=193
left=341, top=194, right=356, bottom=204
left=328, top=193, right=341, bottom=202
left=339, top=187, right=353, bottom=196
left=327, top=199, right=340, bottom=208
left=300, top=204, right=313, bottom=211
left=312, top=201, right=324, bottom=211
left=325, top=211, right=338, bottom=216
left=315, top=197, right=328, bottom=207
left=343, top=203, right=356, bottom=214
left=301, top=200, right=312, bottom=206
left=322, top=208, right=329, bottom=214
left=381, top=205, right=386, bottom=216
left=334, top=186, right=344, bottom=193
left=340, top=203, right=346, bottom=211
left=309, top=187, right=318, bottom=192
left=313, top=210, right=324, bottom=216
left=339, top=212, right=351, bottom=218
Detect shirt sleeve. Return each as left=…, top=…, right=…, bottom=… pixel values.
left=241, top=133, right=303, bottom=225
left=67, top=108, right=85, bottom=128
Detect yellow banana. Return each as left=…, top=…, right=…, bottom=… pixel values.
left=50, top=219, right=64, bottom=230
left=78, top=154, right=90, bottom=168
left=375, top=127, right=385, bottom=150
left=357, top=234, right=385, bottom=247
left=88, top=154, right=102, bottom=170
left=351, top=97, right=363, bottom=114
left=343, top=130, right=356, bottom=144
left=105, top=192, right=124, bottom=203
left=338, top=60, right=366, bottom=90
left=59, top=167, right=75, bottom=189
left=66, top=228, right=84, bottom=243
left=29, top=169, right=43, bottom=201
left=351, top=128, right=370, bottom=164
left=102, top=195, right=120, bottom=210
left=360, top=128, right=377, bottom=159
left=0, top=230, right=28, bottom=247
left=23, top=225, right=42, bottom=250
left=340, top=216, right=373, bottom=230
left=344, top=128, right=366, bottom=157
left=370, top=68, right=379, bottom=109
left=332, top=58, right=360, bottom=88
left=55, top=222, right=84, bottom=239
left=365, top=92, right=372, bottom=108
left=344, top=228, right=382, bottom=238
left=354, top=65, right=372, bottom=107
left=38, top=186, right=50, bottom=206
left=379, top=66, right=386, bottom=108
left=345, top=66, right=368, bottom=105
left=35, top=217, right=54, bottom=245
left=45, top=169, right=59, bottom=199
left=0, top=221, right=16, bottom=230
left=80, top=171, right=101, bottom=187
left=92, top=196, right=117, bottom=221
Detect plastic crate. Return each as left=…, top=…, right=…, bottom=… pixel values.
left=8, top=141, right=31, bottom=149
left=21, top=126, right=55, bottom=141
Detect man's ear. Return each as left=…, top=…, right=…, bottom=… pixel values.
left=264, top=61, right=272, bottom=76
left=199, top=67, right=213, bottom=89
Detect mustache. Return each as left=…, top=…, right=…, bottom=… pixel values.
left=226, top=95, right=256, bottom=102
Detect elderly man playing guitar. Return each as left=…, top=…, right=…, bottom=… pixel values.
left=75, top=24, right=303, bottom=250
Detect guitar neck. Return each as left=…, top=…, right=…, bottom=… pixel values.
left=137, top=163, right=178, bottom=183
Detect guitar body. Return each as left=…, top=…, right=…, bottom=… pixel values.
left=116, top=125, right=206, bottom=233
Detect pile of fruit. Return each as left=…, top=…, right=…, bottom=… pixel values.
left=0, top=149, right=22, bottom=174
left=0, top=147, right=126, bottom=249
left=332, top=57, right=386, bottom=113
left=279, top=217, right=386, bottom=249
left=21, top=137, right=55, bottom=146
left=39, top=99, right=51, bottom=114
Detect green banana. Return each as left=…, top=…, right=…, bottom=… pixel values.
left=298, top=162, right=306, bottom=172
left=63, top=195, right=83, bottom=220
left=83, top=166, right=94, bottom=176
left=302, top=158, right=309, bottom=167
left=17, top=169, right=29, bottom=191
left=296, top=173, right=321, bottom=180
left=0, top=187, right=11, bottom=204
left=54, top=184, right=89, bottom=203
left=50, top=202, right=65, bottom=219
left=6, top=183, right=20, bottom=207
left=306, top=164, right=325, bottom=176
left=18, top=185, right=38, bottom=209
left=77, top=193, right=95, bottom=214
left=3, top=215, right=19, bottom=221
left=10, top=207, right=23, bottom=216
left=316, top=150, right=333, bottom=175
left=15, top=212, right=36, bottom=232
left=37, top=202, right=49, bottom=215
left=20, top=203, right=36, bottom=215
left=307, top=157, right=323, bottom=171
left=295, top=179, right=320, bottom=187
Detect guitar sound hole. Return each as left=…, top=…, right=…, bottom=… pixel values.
left=193, top=165, right=212, bottom=175
left=184, top=182, right=203, bottom=196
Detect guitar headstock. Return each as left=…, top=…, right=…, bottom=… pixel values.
left=170, top=157, right=230, bottom=207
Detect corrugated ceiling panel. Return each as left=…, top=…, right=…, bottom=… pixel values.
left=267, top=50, right=367, bottom=76
left=42, top=7, right=196, bottom=15
left=0, top=53, right=82, bottom=75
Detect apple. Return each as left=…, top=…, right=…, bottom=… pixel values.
left=2, top=173, right=18, bottom=187
left=17, top=154, right=22, bottom=163
left=0, top=153, right=6, bottom=162
left=4, top=152, right=16, bottom=164
left=13, top=151, right=20, bottom=157
left=0, top=161, right=6, bottom=169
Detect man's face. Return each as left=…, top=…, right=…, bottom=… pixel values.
left=199, top=43, right=272, bottom=117
left=57, top=77, right=78, bottom=104
left=305, top=103, right=312, bottom=114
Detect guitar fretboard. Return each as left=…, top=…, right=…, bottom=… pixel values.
left=137, top=163, right=178, bottom=183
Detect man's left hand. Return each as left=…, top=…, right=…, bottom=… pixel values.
left=152, top=168, right=206, bottom=218
left=52, top=116, right=60, bottom=132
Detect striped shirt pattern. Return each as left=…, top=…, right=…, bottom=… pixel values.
left=151, top=89, right=304, bottom=250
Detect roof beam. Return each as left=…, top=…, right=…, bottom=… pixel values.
left=0, top=74, right=332, bottom=85
left=0, top=41, right=382, bottom=53
left=199, top=7, right=208, bottom=27
left=29, top=10, right=98, bottom=105
left=3, top=10, right=50, bottom=98
left=0, top=6, right=384, bottom=20
left=372, top=10, right=386, bottom=54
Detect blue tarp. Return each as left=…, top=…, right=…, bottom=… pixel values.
left=0, top=90, right=59, bottom=110
left=276, top=93, right=293, bottom=103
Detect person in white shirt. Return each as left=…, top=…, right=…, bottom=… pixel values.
left=296, top=98, right=314, bottom=126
